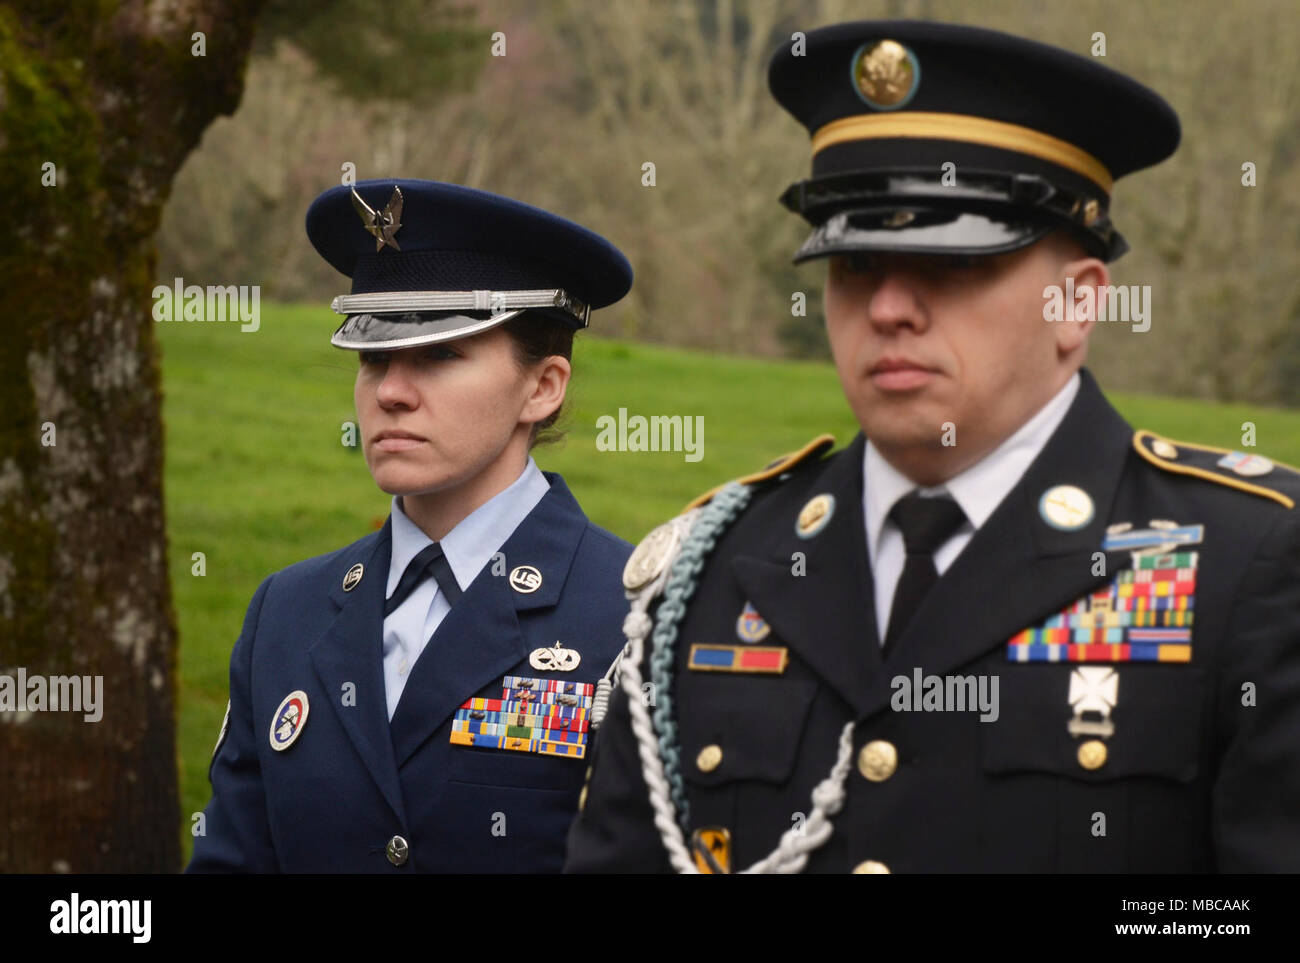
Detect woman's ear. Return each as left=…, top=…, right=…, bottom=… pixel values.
left=519, top=355, right=571, bottom=426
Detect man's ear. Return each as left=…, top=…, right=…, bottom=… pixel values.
left=519, top=355, right=572, bottom=426
left=1055, top=254, right=1109, bottom=356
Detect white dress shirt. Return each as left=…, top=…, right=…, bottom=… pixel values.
left=381, top=457, right=551, bottom=719
left=863, top=373, right=1080, bottom=643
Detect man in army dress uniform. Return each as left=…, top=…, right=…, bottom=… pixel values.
left=565, top=20, right=1300, bottom=873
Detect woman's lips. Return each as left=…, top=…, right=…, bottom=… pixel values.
left=373, top=433, right=427, bottom=452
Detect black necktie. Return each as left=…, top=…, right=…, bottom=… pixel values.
left=884, top=492, right=967, bottom=652
left=384, top=542, right=462, bottom=617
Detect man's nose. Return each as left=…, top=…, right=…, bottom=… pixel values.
left=866, top=269, right=928, bottom=335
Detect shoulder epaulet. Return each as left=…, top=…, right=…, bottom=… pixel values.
left=1133, top=429, right=1300, bottom=509
left=682, top=434, right=837, bottom=512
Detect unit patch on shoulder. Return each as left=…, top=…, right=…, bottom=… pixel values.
left=683, top=434, right=837, bottom=511
left=1132, top=430, right=1299, bottom=509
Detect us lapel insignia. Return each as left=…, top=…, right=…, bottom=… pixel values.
left=450, top=676, right=594, bottom=759
left=529, top=641, right=581, bottom=672
left=509, top=565, right=543, bottom=594
left=342, top=563, right=364, bottom=592
left=735, top=601, right=771, bottom=643
left=269, top=690, right=310, bottom=751
left=1008, top=522, right=1199, bottom=663
left=689, top=643, right=788, bottom=674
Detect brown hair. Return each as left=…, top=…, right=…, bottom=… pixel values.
left=500, top=312, right=575, bottom=448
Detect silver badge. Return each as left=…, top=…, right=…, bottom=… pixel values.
left=351, top=186, right=404, bottom=252
left=529, top=641, right=582, bottom=672
left=1067, top=667, right=1118, bottom=739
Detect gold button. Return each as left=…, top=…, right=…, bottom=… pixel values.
left=1152, top=439, right=1178, bottom=459
left=857, top=740, right=898, bottom=782
left=1077, top=739, right=1108, bottom=770
left=578, top=783, right=588, bottom=812
left=852, top=860, right=891, bottom=874
left=696, top=744, right=723, bottom=773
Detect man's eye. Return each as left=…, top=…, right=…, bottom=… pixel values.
left=359, top=351, right=388, bottom=366
left=840, top=253, right=879, bottom=274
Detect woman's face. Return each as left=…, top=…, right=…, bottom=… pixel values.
left=354, top=326, right=557, bottom=497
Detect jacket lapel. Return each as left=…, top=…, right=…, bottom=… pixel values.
left=388, top=474, right=590, bottom=768
left=860, top=369, right=1135, bottom=717
left=307, top=520, right=408, bottom=825
left=731, top=434, right=881, bottom=717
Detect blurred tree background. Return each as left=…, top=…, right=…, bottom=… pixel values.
left=159, top=0, right=1300, bottom=402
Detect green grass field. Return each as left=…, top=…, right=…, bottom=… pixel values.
left=164, top=303, right=1300, bottom=862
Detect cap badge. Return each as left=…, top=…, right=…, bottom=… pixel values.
left=350, top=185, right=404, bottom=252
left=851, top=39, right=919, bottom=110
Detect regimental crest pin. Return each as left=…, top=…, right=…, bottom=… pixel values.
left=796, top=493, right=835, bottom=539
left=269, top=690, right=310, bottom=752
left=529, top=641, right=582, bottom=672
left=351, top=186, right=404, bottom=252
left=735, top=601, right=771, bottom=643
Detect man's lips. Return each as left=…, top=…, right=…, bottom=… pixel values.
left=869, top=359, right=938, bottom=391
left=372, top=429, right=427, bottom=452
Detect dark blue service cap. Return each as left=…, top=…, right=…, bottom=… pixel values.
left=305, top=178, right=633, bottom=350
left=768, top=20, right=1181, bottom=262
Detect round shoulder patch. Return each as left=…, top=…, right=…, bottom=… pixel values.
left=269, top=690, right=310, bottom=752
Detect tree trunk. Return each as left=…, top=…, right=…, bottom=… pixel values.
left=0, top=0, right=265, bottom=872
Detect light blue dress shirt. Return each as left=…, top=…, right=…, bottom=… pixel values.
left=381, top=458, right=552, bottom=719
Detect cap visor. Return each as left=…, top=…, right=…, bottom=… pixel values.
left=331, top=309, right=524, bottom=351
left=793, top=205, right=1053, bottom=263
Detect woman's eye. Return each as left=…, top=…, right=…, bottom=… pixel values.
left=422, top=346, right=459, bottom=362
left=359, top=351, right=387, bottom=366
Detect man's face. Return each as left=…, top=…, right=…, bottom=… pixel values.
left=354, top=327, right=537, bottom=496
left=823, top=236, right=1093, bottom=480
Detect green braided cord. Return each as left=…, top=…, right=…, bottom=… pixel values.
left=650, top=481, right=754, bottom=832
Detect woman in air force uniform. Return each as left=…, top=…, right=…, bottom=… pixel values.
left=188, top=179, right=634, bottom=873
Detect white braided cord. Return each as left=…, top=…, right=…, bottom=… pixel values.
left=617, top=499, right=859, bottom=874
